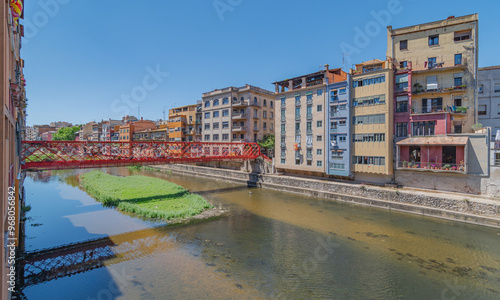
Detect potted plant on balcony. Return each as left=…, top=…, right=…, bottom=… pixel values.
left=443, top=164, right=451, bottom=171
left=413, top=83, right=423, bottom=93
left=451, top=166, right=457, bottom=171
left=402, top=160, right=407, bottom=168
left=459, top=161, right=465, bottom=172
left=407, top=162, right=413, bottom=168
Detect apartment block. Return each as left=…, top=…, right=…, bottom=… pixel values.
left=25, top=126, right=36, bottom=141
left=388, top=14, right=479, bottom=174
left=351, top=60, right=394, bottom=183
left=201, top=85, right=275, bottom=143
left=119, top=119, right=157, bottom=142
left=326, top=71, right=351, bottom=177
left=168, top=104, right=197, bottom=142
left=195, top=102, right=202, bottom=142
left=274, top=67, right=345, bottom=175
left=478, top=66, right=500, bottom=138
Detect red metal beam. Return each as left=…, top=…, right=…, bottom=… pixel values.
left=21, top=141, right=261, bottom=171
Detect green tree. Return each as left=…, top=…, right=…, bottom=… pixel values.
left=258, top=134, right=275, bottom=157
left=52, top=126, right=80, bottom=141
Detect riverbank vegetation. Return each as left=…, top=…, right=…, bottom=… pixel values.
left=80, top=171, right=212, bottom=220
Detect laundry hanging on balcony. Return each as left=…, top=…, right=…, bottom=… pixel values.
left=10, top=0, right=23, bottom=26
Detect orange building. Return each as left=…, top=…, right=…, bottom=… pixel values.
left=168, top=104, right=197, bottom=141
left=119, top=118, right=157, bottom=142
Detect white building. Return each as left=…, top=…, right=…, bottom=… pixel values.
left=478, top=66, right=500, bottom=140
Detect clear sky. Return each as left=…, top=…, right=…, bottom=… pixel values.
left=21, top=0, right=499, bottom=126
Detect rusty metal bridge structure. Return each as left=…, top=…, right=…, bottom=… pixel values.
left=21, top=141, right=261, bottom=170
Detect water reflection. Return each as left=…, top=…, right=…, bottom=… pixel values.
left=21, top=168, right=500, bottom=299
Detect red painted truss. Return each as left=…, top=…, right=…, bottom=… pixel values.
left=21, top=141, right=261, bottom=170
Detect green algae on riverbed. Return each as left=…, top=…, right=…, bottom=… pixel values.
left=80, top=170, right=212, bottom=220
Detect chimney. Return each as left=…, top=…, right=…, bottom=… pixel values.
left=447, top=16, right=455, bottom=19
left=325, top=64, right=329, bottom=71
left=141, top=117, right=143, bottom=121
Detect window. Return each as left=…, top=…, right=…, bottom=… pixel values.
left=281, top=124, right=285, bottom=133
left=281, top=108, right=286, bottom=119
left=306, top=121, right=312, bottom=132
left=317, top=105, right=322, bottom=112
left=222, top=97, right=229, bottom=105
left=204, top=101, right=210, bottom=108
left=399, top=61, right=407, bottom=69
left=263, top=122, right=267, bottom=129
left=263, top=111, right=267, bottom=118
left=396, top=122, right=408, bottom=137
left=295, top=96, right=301, bottom=105
left=339, top=119, right=346, bottom=126
left=295, top=123, right=300, bottom=131
left=454, top=125, right=462, bottom=133
left=295, top=107, right=301, bottom=117
left=478, top=84, right=484, bottom=94
left=222, top=121, right=229, bottom=129
left=494, top=83, right=500, bottom=93
left=204, top=123, right=210, bottom=130
left=317, top=89, right=323, bottom=96
left=271, top=123, right=274, bottom=130
left=281, top=97, right=286, bottom=107
left=428, top=57, right=437, bottom=69
left=213, top=99, right=219, bottom=106
left=295, top=158, right=301, bottom=165
left=281, top=158, right=286, bottom=164
left=395, top=74, right=408, bottom=91
left=213, top=134, right=219, bottom=141
left=222, top=109, right=229, bottom=117
left=421, top=97, right=443, bottom=113
left=339, top=136, right=346, bottom=142
left=454, top=73, right=463, bottom=87
left=454, top=30, right=471, bottom=41
left=396, top=96, right=408, bottom=113
left=204, top=112, right=210, bottom=119
left=317, top=121, right=322, bottom=128
left=263, top=99, right=267, bottom=106
left=412, top=121, right=435, bottom=136
left=213, top=111, right=219, bottom=118
left=330, top=163, right=345, bottom=170
left=270, top=112, right=274, bottom=119
left=455, top=54, right=462, bottom=66
left=307, top=94, right=313, bottom=101
left=317, top=161, right=323, bottom=167
left=213, top=122, right=219, bottom=129
left=204, top=135, right=210, bottom=141
left=478, top=105, right=487, bottom=115
left=352, top=156, right=385, bottom=166
left=222, top=134, right=229, bottom=140
left=428, top=35, right=439, bottom=46
left=270, top=101, right=274, bottom=108
left=317, top=149, right=322, bottom=155
left=353, top=114, right=385, bottom=125
left=426, top=75, right=438, bottom=90
left=400, top=40, right=408, bottom=50
left=317, top=135, right=322, bottom=142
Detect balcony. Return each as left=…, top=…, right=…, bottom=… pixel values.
left=281, top=131, right=286, bottom=136
left=253, top=114, right=259, bottom=119
left=307, top=98, right=313, bottom=104
left=281, top=142, right=286, bottom=148
left=494, top=142, right=500, bottom=149
left=330, top=96, right=339, bottom=102
left=411, top=105, right=445, bottom=115
left=449, top=106, right=468, bottom=114
left=330, top=127, right=338, bottom=133
left=232, top=126, right=247, bottom=132
left=295, top=152, right=301, bottom=159
left=254, top=127, right=260, bottom=132
left=232, top=100, right=249, bottom=107
left=281, top=102, right=286, bottom=108
left=232, top=113, right=247, bottom=119
left=306, top=113, right=313, bottom=120
left=251, top=102, right=261, bottom=107
left=306, top=142, right=313, bottom=149
left=295, top=130, right=301, bottom=136
left=295, top=115, right=301, bottom=121
left=295, top=101, right=301, bottom=107
left=413, top=84, right=467, bottom=96
left=397, top=161, right=465, bottom=173
left=306, top=153, right=313, bottom=160
left=281, top=116, right=286, bottom=122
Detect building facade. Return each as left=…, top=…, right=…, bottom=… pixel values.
left=326, top=72, right=351, bottom=177
left=274, top=67, right=345, bottom=175
left=201, top=85, right=275, bottom=143
left=388, top=14, right=479, bottom=176
left=351, top=60, right=394, bottom=183
left=168, top=104, right=197, bottom=142
left=1, top=1, right=26, bottom=299
left=119, top=119, right=157, bottom=142
left=478, top=66, right=500, bottom=138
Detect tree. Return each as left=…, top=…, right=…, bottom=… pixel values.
left=52, top=126, right=80, bottom=141
left=258, top=134, right=275, bottom=157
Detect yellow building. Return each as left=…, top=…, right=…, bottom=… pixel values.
left=351, top=59, right=394, bottom=183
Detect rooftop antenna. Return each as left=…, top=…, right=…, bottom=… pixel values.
left=163, top=106, right=166, bottom=121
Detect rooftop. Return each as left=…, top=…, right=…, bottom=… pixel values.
left=388, top=14, right=478, bottom=36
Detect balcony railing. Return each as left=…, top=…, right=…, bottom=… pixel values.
left=307, top=98, right=313, bottom=104
left=306, top=129, right=313, bottom=134
left=281, top=102, right=286, bottom=108
left=281, top=116, right=286, bottom=122
left=330, top=127, right=338, bottom=133
left=232, top=100, right=249, bottom=107
left=413, top=84, right=467, bottom=95
left=448, top=106, right=468, bottom=114
left=397, top=161, right=465, bottom=173
left=306, top=153, right=313, bottom=160
left=495, top=142, right=500, bottom=149
left=295, top=115, right=301, bottom=121
left=306, top=113, right=313, bottom=120
left=232, top=126, right=247, bottom=132
left=306, top=143, right=313, bottom=148
left=281, top=142, right=286, bottom=148
left=295, top=101, right=301, bottom=107
left=232, top=113, right=247, bottom=119
left=411, top=105, right=445, bottom=114
left=295, top=130, right=301, bottom=136
left=254, top=127, right=260, bottom=131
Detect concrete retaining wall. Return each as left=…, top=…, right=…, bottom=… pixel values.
left=154, top=164, right=500, bottom=228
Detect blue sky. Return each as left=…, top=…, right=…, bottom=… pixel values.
left=22, top=0, right=499, bottom=126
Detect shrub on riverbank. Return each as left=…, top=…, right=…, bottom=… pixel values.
left=80, top=171, right=212, bottom=220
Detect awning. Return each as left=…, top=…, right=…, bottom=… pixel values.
left=396, top=136, right=468, bottom=146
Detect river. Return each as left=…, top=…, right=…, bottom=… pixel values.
left=20, top=168, right=500, bottom=299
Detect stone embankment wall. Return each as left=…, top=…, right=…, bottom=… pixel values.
left=154, top=164, right=500, bottom=228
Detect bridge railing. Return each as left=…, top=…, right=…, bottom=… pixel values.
left=21, top=141, right=261, bottom=170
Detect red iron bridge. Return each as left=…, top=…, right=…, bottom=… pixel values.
left=21, top=141, right=262, bottom=171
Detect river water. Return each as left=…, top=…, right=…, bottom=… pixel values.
left=20, top=168, right=500, bottom=299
